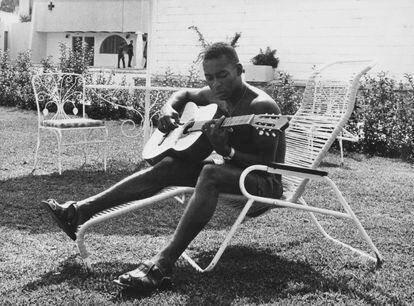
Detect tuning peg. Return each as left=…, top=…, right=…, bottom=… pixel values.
left=258, top=130, right=264, bottom=135
left=271, top=132, right=276, bottom=137
left=265, top=131, right=269, bottom=136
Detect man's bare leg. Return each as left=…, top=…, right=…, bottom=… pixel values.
left=150, top=163, right=260, bottom=270
left=73, top=157, right=202, bottom=224
left=44, top=157, right=202, bottom=239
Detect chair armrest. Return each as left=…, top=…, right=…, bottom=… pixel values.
left=239, top=163, right=328, bottom=198
left=267, top=162, right=328, bottom=177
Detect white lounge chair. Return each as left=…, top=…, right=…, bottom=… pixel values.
left=76, top=60, right=383, bottom=270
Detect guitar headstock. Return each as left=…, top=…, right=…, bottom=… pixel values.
left=251, top=114, right=290, bottom=137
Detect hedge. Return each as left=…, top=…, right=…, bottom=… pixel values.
left=0, top=49, right=412, bottom=162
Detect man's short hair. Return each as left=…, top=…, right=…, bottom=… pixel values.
left=202, top=42, right=240, bottom=65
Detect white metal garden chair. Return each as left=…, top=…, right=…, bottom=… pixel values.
left=76, top=60, right=383, bottom=270
left=32, top=73, right=108, bottom=175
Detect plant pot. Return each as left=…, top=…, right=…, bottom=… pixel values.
left=244, top=64, right=275, bottom=82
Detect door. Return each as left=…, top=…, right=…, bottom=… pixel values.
left=4, top=31, right=8, bottom=50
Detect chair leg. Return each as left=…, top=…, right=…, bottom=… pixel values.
left=75, top=187, right=194, bottom=269
left=33, top=128, right=41, bottom=173
left=76, top=231, right=92, bottom=271
left=339, top=137, right=344, bottom=166
left=181, top=198, right=255, bottom=273
left=298, top=177, right=383, bottom=267
left=82, top=131, right=89, bottom=168
left=52, top=130, right=63, bottom=175
left=103, top=128, right=108, bottom=172
left=174, top=194, right=186, bottom=204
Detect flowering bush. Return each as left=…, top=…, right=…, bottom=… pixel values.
left=40, top=55, right=58, bottom=73
left=262, top=71, right=303, bottom=115
left=344, top=73, right=414, bottom=161
left=0, top=47, right=412, bottom=162
left=0, top=50, right=35, bottom=109
left=58, top=39, right=93, bottom=74
left=85, top=72, right=139, bottom=121
left=0, top=50, right=14, bottom=106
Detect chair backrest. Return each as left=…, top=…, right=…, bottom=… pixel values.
left=283, top=60, right=375, bottom=201
left=32, top=73, right=86, bottom=124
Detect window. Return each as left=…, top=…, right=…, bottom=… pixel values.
left=100, top=35, right=126, bottom=54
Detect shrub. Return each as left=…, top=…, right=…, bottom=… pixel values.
left=85, top=72, right=140, bottom=121
left=0, top=0, right=16, bottom=12
left=262, top=71, right=303, bottom=115
left=84, top=65, right=205, bottom=125
left=40, top=55, right=58, bottom=73
left=13, top=50, right=35, bottom=109
left=345, top=73, right=414, bottom=162
left=0, top=50, right=15, bottom=106
left=1, top=44, right=412, bottom=162
left=58, top=39, right=93, bottom=74
left=0, top=50, right=35, bottom=109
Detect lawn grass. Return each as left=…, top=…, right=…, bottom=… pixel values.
left=1, top=106, right=413, bottom=305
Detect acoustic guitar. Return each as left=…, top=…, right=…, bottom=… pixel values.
left=142, top=102, right=289, bottom=165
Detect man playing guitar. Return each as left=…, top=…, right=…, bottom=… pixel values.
left=42, top=42, right=286, bottom=291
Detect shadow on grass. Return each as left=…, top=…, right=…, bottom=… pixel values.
left=1, top=168, right=239, bottom=238
left=22, top=246, right=388, bottom=305
left=171, top=247, right=390, bottom=305
left=22, top=254, right=134, bottom=295
left=1, top=169, right=131, bottom=232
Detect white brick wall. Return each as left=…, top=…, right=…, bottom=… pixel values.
left=150, top=0, right=414, bottom=80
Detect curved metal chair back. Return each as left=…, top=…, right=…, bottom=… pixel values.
left=284, top=60, right=375, bottom=201
left=32, top=73, right=87, bottom=123
left=31, top=73, right=108, bottom=174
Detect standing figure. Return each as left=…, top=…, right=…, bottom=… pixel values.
left=117, top=42, right=126, bottom=69
left=142, top=34, right=148, bottom=68
left=127, top=40, right=134, bottom=68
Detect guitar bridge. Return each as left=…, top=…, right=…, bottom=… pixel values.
left=158, top=131, right=170, bottom=146
left=182, top=121, right=195, bottom=135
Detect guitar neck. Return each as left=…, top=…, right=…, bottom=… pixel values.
left=187, top=115, right=255, bottom=133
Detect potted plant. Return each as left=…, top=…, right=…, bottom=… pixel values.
left=244, top=47, right=279, bottom=82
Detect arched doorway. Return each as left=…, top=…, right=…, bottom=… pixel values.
left=100, top=35, right=126, bottom=54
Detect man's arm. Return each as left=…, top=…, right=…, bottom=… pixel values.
left=228, top=99, right=282, bottom=168
left=203, top=97, right=282, bottom=168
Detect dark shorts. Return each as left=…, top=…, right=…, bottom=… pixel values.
left=223, top=171, right=283, bottom=217
left=203, top=153, right=283, bottom=199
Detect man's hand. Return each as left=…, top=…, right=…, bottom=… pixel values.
left=202, top=116, right=231, bottom=156
left=157, top=105, right=180, bottom=133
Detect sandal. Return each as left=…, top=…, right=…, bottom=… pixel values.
left=41, top=199, right=78, bottom=241
left=113, top=261, right=172, bottom=291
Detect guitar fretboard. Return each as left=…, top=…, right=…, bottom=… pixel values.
left=187, top=115, right=255, bottom=132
